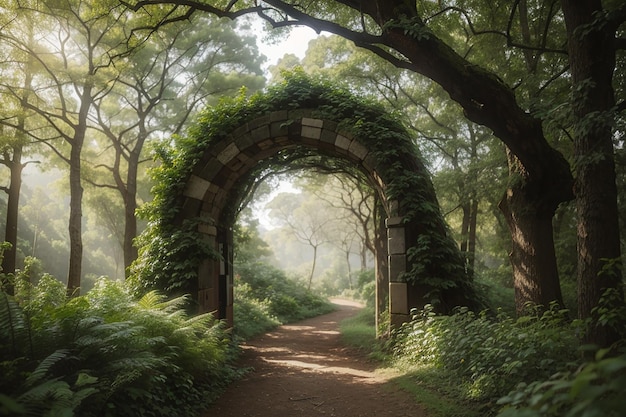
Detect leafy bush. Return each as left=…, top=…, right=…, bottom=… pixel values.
left=232, top=261, right=334, bottom=339
left=392, top=303, right=581, bottom=403
left=1, top=277, right=238, bottom=417
left=497, top=350, right=626, bottom=417
left=233, top=282, right=280, bottom=339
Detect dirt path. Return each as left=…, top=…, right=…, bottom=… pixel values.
left=203, top=299, right=427, bottom=417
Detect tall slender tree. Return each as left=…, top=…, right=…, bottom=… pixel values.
left=1, top=0, right=148, bottom=293
left=86, top=14, right=265, bottom=274
left=0, top=17, right=37, bottom=287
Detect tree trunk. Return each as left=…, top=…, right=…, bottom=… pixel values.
left=468, top=198, right=478, bottom=274
left=1, top=148, right=23, bottom=294
left=460, top=201, right=470, bottom=253
left=308, top=245, right=318, bottom=291
left=499, top=152, right=565, bottom=313
left=123, top=164, right=138, bottom=275
left=121, top=137, right=144, bottom=275
left=67, top=84, right=92, bottom=296
left=360, top=242, right=368, bottom=271
left=67, top=141, right=84, bottom=296
left=562, top=0, right=624, bottom=347
left=2, top=56, right=33, bottom=289
left=345, top=249, right=353, bottom=290
left=371, top=9, right=575, bottom=311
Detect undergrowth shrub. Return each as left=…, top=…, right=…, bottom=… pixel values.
left=232, top=261, right=334, bottom=339
left=233, top=281, right=280, bottom=339
left=1, top=276, right=238, bottom=417
left=497, top=350, right=626, bottom=417
left=392, top=303, right=581, bottom=404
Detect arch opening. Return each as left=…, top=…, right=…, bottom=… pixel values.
left=132, top=72, right=479, bottom=333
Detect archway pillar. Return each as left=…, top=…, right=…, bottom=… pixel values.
left=197, top=222, right=219, bottom=317
left=196, top=222, right=234, bottom=327
left=387, top=215, right=410, bottom=328
left=375, top=207, right=389, bottom=337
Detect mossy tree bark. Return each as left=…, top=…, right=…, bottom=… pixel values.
left=562, top=0, right=625, bottom=346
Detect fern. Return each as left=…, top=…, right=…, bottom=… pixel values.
left=0, top=290, right=28, bottom=358
left=137, top=290, right=166, bottom=310
left=24, top=349, right=72, bottom=387
left=17, top=377, right=96, bottom=417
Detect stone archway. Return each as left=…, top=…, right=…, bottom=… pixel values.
left=134, top=72, right=478, bottom=331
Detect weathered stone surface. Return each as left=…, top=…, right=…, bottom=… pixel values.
left=335, top=134, right=351, bottom=151
left=362, top=153, right=379, bottom=173
left=248, top=114, right=271, bottom=130
left=270, top=110, right=289, bottom=122
left=389, top=254, right=407, bottom=282
left=198, top=223, right=217, bottom=236
left=234, top=132, right=254, bottom=151
left=251, top=125, right=271, bottom=142
left=184, top=175, right=212, bottom=200
left=180, top=197, right=202, bottom=219
left=217, top=142, right=241, bottom=165
left=386, top=216, right=404, bottom=227
left=302, top=117, right=324, bottom=128
left=200, top=160, right=224, bottom=181
left=301, top=125, right=322, bottom=140
left=390, top=282, right=408, bottom=314
left=349, top=140, right=368, bottom=160
left=388, top=227, right=406, bottom=255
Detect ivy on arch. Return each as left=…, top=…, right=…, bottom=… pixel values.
left=129, top=69, right=481, bottom=313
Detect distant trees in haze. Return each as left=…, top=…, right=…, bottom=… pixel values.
left=0, top=0, right=265, bottom=292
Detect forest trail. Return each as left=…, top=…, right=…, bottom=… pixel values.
left=203, top=299, right=427, bottom=417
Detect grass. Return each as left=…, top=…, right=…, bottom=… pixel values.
left=390, top=367, right=484, bottom=417
left=339, top=305, right=377, bottom=351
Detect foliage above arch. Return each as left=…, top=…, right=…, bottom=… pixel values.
left=130, top=69, right=479, bottom=310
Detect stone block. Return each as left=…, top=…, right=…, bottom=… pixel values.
left=184, top=175, right=211, bottom=200
left=302, top=117, right=324, bottom=128
left=390, top=282, right=408, bottom=314
left=389, top=200, right=399, bottom=216
left=348, top=140, right=368, bottom=160
left=251, top=125, right=271, bottom=142
left=320, top=129, right=337, bottom=144
left=388, top=226, right=406, bottom=254
left=270, top=110, right=289, bottom=122
left=322, top=120, right=339, bottom=131
left=231, top=123, right=250, bottom=139
left=388, top=254, right=407, bottom=282
left=248, top=114, right=271, bottom=130
left=270, top=120, right=289, bottom=137
left=180, top=197, right=201, bottom=219
left=390, top=313, right=410, bottom=329
left=301, top=125, right=322, bottom=140
left=199, top=160, right=223, bottom=181
left=362, top=153, right=379, bottom=172
left=234, top=132, right=254, bottom=151
left=335, top=134, right=351, bottom=151
left=386, top=216, right=404, bottom=227
left=198, top=223, right=217, bottom=236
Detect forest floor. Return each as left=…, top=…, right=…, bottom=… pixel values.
left=203, top=299, right=428, bottom=417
